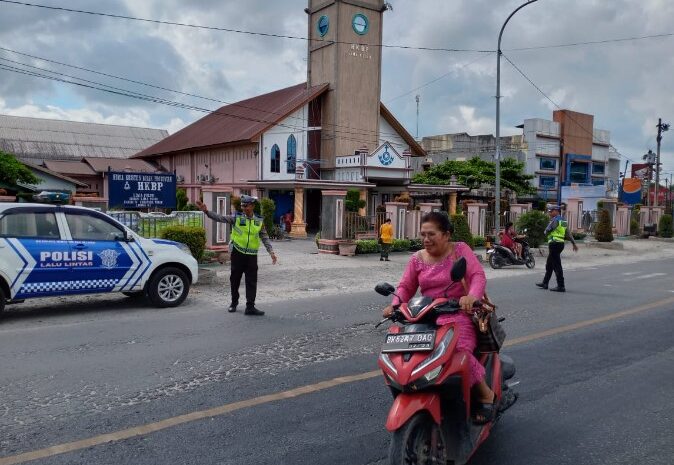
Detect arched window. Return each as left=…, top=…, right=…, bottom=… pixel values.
left=286, top=135, right=297, bottom=174
left=270, top=144, right=280, bottom=173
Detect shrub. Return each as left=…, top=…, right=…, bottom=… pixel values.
left=161, top=225, right=206, bottom=261
left=409, top=238, right=423, bottom=251
left=630, top=218, right=640, bottom=236
left=472, top=235, right=486, bottom=248
left=315, top=231, right=321, bottom=248
left=184, top=203, right=199, bottom=211
left=231, top=195, right=240, bottom=212
left=594, top=209, right=614, bottom=242
left=392, top=238, right=411, bottom=252
left=451, top=214, right=473, bottom=248
left=516, top=210, right=549, bottom=248
left=572, top=232, right=587, bottom=241
left=659, top=214, right=673, bottom=238
left=176, top=188, right=188, bottom=210
left=355, top=239, right=379, bottom=254
left=260, top=197, right=276, bottom=235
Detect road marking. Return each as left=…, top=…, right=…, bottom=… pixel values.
left=622, top=271, right=640, bottom=276
left=628, top=272, right=667, bottom=281
left=2, top=296, right=674, bottom=465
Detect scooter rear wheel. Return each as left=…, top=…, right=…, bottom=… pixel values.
left=389, top=412, right=452, bottom=465
left=489, top=253, right=503, bottom=269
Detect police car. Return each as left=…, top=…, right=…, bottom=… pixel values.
left=0, top=203, right=199, bottom=315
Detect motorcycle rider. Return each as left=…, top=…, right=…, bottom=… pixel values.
left=499, top=221, right=522, bottom=260
left=382, top=212, right=497, bottom=424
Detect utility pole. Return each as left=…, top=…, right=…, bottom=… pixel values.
left=655, top=118, right=670, bottom=207
left=415, top=95, right=420, bottom=139
left=644, top=149, right=656, bottom=206
left=495, top=0, right=539, bottom=241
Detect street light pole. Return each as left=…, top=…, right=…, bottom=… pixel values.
left=655, top=118, right=670, bottom=207
left=495, top=0, right=539, bottom=240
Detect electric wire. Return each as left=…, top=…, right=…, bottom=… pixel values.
left=0, top=0, right=492, bottom=53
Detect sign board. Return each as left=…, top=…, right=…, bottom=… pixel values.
left=108, top=171, right=176, bottom=209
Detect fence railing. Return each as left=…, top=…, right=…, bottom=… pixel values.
left=343, top=212, right=390, bottom=240
left=107, top=211, right=204, bottom=238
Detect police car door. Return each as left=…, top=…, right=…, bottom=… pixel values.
left=62, top=210, right=136, bottom=295
left=0, top=207, right=71, bottom=299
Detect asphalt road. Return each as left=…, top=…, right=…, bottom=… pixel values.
left=1, top=258, right=673, bottom=464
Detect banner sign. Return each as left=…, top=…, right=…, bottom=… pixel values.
left=108, top=171, right=176, bottom=209
left=631, top=163, right=649, bottom=180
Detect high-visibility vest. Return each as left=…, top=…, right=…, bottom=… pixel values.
left=547, top=217, right=567, bottom=243
left=230, top=215, right=263, bottom=254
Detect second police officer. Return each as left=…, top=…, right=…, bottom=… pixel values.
left=196, top=195, right=277, bottom=315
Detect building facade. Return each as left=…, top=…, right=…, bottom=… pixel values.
left=136, top=0, right=465, bottom=247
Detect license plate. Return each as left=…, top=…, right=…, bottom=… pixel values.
left=382, top=331, right=436, bottom=353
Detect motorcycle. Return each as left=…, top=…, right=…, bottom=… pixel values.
left=374, top=257, right=518, bottom=465
left=487, top=231, right=535, bottom=269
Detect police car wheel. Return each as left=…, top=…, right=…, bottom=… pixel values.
left=0, top=286, right=5, bottom=315
left=147, top=267, right=190, bottom=308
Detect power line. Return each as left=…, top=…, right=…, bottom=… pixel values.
left=0, top=0, right=492, bottom=53
left=502, top=53, right=655, bottom=183
left=506, top=32, right=674, bottom=52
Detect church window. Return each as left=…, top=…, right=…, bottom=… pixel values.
left=287, top=135, right=297, bottom=173
left=271, top=144, right=280, bottom=173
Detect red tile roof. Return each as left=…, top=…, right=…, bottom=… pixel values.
left=135, top=83, right=330, bottom=158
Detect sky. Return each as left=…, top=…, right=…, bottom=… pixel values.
left=0, top=0, right=673, bottom=180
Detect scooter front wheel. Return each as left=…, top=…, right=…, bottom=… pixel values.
left=525, top=253, right=535, bottom=269
left=388, top=412, right=452, bottom=465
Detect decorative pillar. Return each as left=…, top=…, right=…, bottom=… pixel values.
left=290, top=186, right=307, bottom=238
left=465, top=203, right=487, bottom=236
left=508, top=203, right=530, bottom=227
left=386, top=202, right=408, bottom=239
left=602, top=198, right=618, bottom=231
left=564, top=198, right=581, bottom=232
left=318, top=190, right=347, bottom=254
left=202, top=187, right=232, bottom=250
left=448, top=192, right=458, bottom=215
left=418, top=202, right=442, bottom=215
left=616, top=205, right=630, bottom=236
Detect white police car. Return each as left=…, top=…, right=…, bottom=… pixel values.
left=0, top=203, right=199, bottom=315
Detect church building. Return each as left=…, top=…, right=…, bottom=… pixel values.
left=135, top=0, right=462, bottom=245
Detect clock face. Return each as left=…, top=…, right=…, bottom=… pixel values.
left=379, top=145, right=394, bottom=166
left=352, top=13, right=369, bottom=35
left=317, top=15, right=329, bottom=37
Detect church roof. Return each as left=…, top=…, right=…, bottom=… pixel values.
left=135, top=83, right=330, bottom=158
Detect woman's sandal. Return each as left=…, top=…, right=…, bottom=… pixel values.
left=472, top=393, right=498, bottom=425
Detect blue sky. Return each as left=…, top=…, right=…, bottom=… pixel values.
left=0, top=0, right=673, bottom=178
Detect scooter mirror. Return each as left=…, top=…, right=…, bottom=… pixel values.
left=450, top=257, right=467, bottom=282
left=374, top=282, right=396, bottom=296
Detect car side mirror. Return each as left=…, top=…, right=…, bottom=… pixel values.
left=450, top=257, right=466, bottom=282
left=374, top=282, right=396, bottom=296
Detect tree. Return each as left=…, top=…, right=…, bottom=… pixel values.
left=412, top=156, right=536, bottom=196
left=659, top=214, right=673, bottom=238
left=345, top=189, right=365, bottom=212
left=0, top=150, right=40, bottom=186
left=516, top=210, right=549, bottom=248
left=594, top=209, right=614, bottom=242
left=451, top=214, right=473, bottom=248
left=260, top=197, right=276, bottom=235
left=176, top=188, right=188, bottom=210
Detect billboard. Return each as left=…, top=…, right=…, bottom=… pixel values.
left=108, top=171, right=176, bottom=209
left=620, top=178, right=642, bottom=205
left=631, top=163, right=650, bottom=180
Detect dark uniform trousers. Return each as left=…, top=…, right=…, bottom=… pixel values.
left=543, top=241, right=565, bottom=288
left=230, top=248, right=258, bottom=308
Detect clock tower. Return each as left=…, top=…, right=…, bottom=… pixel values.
left=306, top=0, right=386, bottom=177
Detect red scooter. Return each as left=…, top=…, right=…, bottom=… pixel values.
left=374, top=257, right=518, bottom=465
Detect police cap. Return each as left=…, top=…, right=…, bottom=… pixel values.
left=240, top=194, right=258, bottom=206
left=547, top=204, right=561, bottom=212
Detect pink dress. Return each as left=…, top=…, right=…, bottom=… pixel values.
left=392, top=242, right=486, bottom=386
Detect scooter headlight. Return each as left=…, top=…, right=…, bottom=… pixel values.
left=423, top=365, right=443, bottom=382
left=411, top=328, right=454, bottom=377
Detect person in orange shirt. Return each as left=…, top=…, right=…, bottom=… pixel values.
left=379, top=218, right=394, bottom=261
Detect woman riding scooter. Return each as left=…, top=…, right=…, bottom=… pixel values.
left=499, top=222, right=522, bottom=260
left=382, top=212, right=497, bottom=424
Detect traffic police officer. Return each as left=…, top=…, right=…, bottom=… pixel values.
left=536, top=205, right=578, bottom=292
left=196, top=195, right=277, bottom=315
